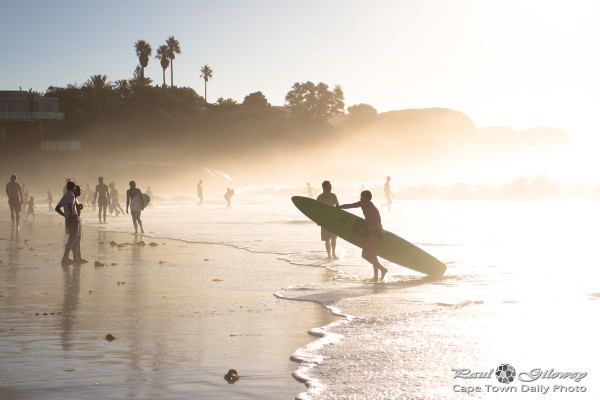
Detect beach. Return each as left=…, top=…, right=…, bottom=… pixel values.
left=1, top=194, right=599, bottom=400
left=0, top=210, right=335, bottom=400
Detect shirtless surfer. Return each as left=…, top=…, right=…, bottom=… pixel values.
left=339, top=190, right=388, bottom=281
left=92, top=177, right=110, bottom=223
left=6, top=175, right=24, bottom=228
left=316, top=180, right=339, bottom=260
left=126, top=181, right=145, bottom=234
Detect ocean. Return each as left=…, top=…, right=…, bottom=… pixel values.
left=93, top=189, right=599, bottom=399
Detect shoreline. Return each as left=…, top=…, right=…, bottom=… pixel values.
left=0, top=212, right=337, bottom=399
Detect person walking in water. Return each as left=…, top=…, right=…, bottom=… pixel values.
left=55, top=181, right=78, bottom=265
left=380, top=176, right=395, bottom=212
left=339, top=190, right=388, bottom=282
left=126, top=181, right=145, bottom=234
left=316, top=180, right=339, bottom=260
left=46, top=190, right=53, bottom=210
left=197, top=180, right=203, bottom=204
left=145, top=186, right=154, bottom=208
left=84, top=184, right=93, bottom=209
left=224, top=188, right=234, bottom=208
left=6, top=174, right=24, bottom=229
left=305, top=183, right=316, bottom=199
left=109, top=182, right=125, bottom=216
left=92, top=177, right=110, bottom=223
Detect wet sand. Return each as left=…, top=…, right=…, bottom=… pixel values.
left=0, top=214, right=336, bottom=399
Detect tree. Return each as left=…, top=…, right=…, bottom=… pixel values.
left=83, top=74, right=114, bottom=109
left=165, top=36, right=181, bottom=87
left=130, top=66, right=152, bottom=87
left=347, top=103, right=377, bottom=126
left=284, top=81, right=345, bottom=120
left=134, top=40, right=152, bottom=80
left=155, top=45, right=170, bottom=88
left=114, top=79, right=131, bottom=103
left=216, top=97, right=238, bottom=106
left=200, top=64, right=213, bottom=102
left=84, top=74, right=114, bottom=91
left=242, top=91, right=270, bottom=110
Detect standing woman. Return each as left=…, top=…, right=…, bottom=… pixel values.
left=126, top=181, right=145, bottom=234
left=73, top=185, right=87, bottom=263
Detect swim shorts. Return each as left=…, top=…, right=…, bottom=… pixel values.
left=321, top=227, right=337, bottom=241
left=8, top=197, right=21, bottom=212
left=362, top=230, right=383, bottom=260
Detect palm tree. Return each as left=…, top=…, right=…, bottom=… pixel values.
left=134, top=40, right=152, bottom=79
left=84, top=74, right=113, bottom=91
left=200, top=64, right=213, bottom=102
left=165, top=36, right=181, bottom=87
left=155, top=45, right=170, bottom=88
left=114, top=79, right=131, bottom=103
left=83, top=74, right=114, bottom=108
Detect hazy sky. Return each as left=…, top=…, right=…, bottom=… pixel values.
left=3, top=0, right=600, bottom=149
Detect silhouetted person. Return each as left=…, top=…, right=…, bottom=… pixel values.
left=46, top=190, right=53, bottom=210
left=316, top=180, right=339, bottom=260
left=25, top=196, right=36, bottom=221
left=380, top=176, right=395, bottom=211
left=339, top=190, right=388, bottom=282
left=92, top=177, right=110, bottom=223
left=55, top=181, right=78, bottom=265
left=109, top=182, right=124, bottom=216
left=6, top=174, right=24, bottom=229
left=73, top=185, right=87, bottom=263
left=224, top=188, right=234, bottom=208
left=145, top=186, right=154, bottom=208
left=305, top=183, right=316, bottom=199
left=126, top=180, right=145, bottom=234
left=197, top=180, right=203, bottom=204
left=84, top=184, right=93, bottom=208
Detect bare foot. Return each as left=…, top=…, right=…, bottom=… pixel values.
left=380, top=267, right=388, bottom=281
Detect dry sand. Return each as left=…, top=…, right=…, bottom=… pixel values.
left=0, top=214, right=336, bottom=399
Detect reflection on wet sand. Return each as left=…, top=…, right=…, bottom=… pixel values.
left=61, top=264, right=80, bottom=350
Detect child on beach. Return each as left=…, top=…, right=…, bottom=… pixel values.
left=26, top=196, right=36, bottom=221
left=46, top=191, right=53, bottom=210
left=339, top=190, right=388, bottom=282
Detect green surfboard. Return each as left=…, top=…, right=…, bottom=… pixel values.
left=292, top=196, right=446, bottom=276
left=142, top=193, right=151, bottom=207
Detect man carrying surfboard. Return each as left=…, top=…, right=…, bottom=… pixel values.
left=316, top=181, right=339, bottom=260
left=126, top=181, right=145, bottom=234
left=339, top=190, right=388, bottom=281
